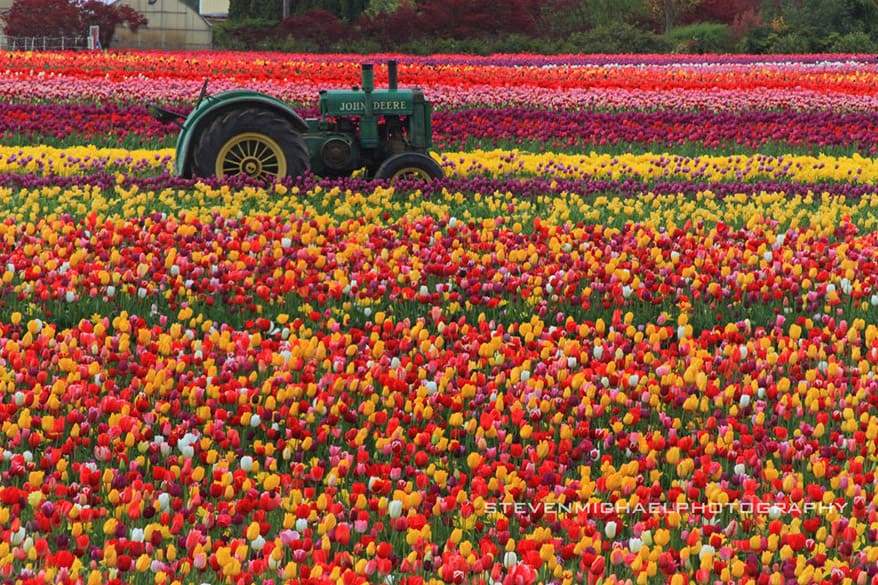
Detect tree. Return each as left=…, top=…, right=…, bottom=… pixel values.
left=532, top=0, right=592, bottom=36
left=229, top=0, right=283, bottom=23
left=3, top=0, right=81, bottom=38
left=680, top=0, right=762, bottom=40
left=685, top=0, right=761, bottom=25
left=789, top=0, right=878, bottom=37
left=415, top=0, right=536, bottom=40
left=645, top=0, right=702, bottom=36
left=280, top=8, right=346, bottom=49
left=2, top=0, right=147, bottom=47
left=364, top=0, right=409, bottom=17
left=747, top=0, right=878, bottom=52
left=354, top=2, right=421, bottom=47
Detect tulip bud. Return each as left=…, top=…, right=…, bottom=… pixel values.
left=605, top=521, right=618, bottom=539
left=503, top=552, right=517, bottom=568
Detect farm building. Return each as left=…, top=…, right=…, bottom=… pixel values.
left=111, top=0, right=220, bottom=49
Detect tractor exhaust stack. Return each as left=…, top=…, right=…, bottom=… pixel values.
left=362, top=63, right=375, bottom=125
left=362, top=63, right=374, bottom=93
left=388, top=60, right=398, bottom=90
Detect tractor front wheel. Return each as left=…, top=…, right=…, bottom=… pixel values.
left=374, top=153, right=444, bottom=183
left=192, top=108, right=310, bottom=182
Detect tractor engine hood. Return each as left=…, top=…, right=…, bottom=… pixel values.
left=319, top=88, right=426, bottom=117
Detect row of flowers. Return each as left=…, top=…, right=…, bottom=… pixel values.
left=8, top=50, right=878, bottom=70
left=5, top=51, right=877, bottom=89
left=4, top=103, right=878, bottom=154
left=2, top=52, right=878, bottom=112
left=10, top=77, right=878, bottom=112
left=0, top=202, right=874, bottom=323
left=2, top=145, right=877, bottom=186
left=7, top=76, right=878, bottom=113
left=0, top=206, right=878, bottom=584
left=7, top=171, right=878, bottom=244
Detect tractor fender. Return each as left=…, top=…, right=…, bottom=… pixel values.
left=175, top=90, right=309, bottom=177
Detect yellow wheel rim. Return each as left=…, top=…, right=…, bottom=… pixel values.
left=391, top=166, right=432, bottom=183
left=216, top=132, right=287, bottom=180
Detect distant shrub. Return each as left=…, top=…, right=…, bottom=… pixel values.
left=739, top=23, right=816, bottom=54
left=496, top=34, right=568, bottom=54
left=767, top=31, right=814, bottom=54
left=568, top=22, right=673, bottom=54
left=822, top=31, right=877, bottom=53
left=212, top=18, right=281, bottom=50
left=363, top=33, right=563, bottom=56
left=403, top=37, right=491, bottom=55
left=670, top=22, right=735, bottom=53
left=340, top=37, right=384, bottom=55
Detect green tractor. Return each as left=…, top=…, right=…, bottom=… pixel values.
left=150, top=60, right=444, bottom=183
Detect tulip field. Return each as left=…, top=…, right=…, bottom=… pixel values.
left=3, top=50, right=878, bottom=585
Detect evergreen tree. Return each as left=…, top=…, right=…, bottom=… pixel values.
left=229, top=0, right=366, bottom=22
left=229, top=0, right=283, bottom=22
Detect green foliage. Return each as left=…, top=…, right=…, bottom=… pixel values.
left=744, top=0, right=878, bottom=53
left=777, top=0, right=878, bottom=37
left=234, top=0, right=356, bottom=22
left=227, top=0, right=246, bottom=21
left=740, top=23, right=817, bottom=54
left=495, top=34, right=567, bottom=54
left=567, top=22, right=674, bottom=53
left=822, top=31, right=877, bottom=53
left=338, top=37, right=383, bottom=54
left=215, top=0, right=878, bottom=54
left=646, top=0, right=704, bottom=36
left=533, top=0, right=650, bottom=37
left=283, top=0, right=366, bottom=21
left=363, top=0, right=406, bottom=17
left=228, top=0, right=282, bottom=23
left=670, top=22, right=735, bottom=53
left=276, top=35, right=322, bottom=52
left=768, top=31, right=814, bottom=53
left=395, top=34, right=568, bottom=56
left=587, top=0, right=651, bottom=27
left=738, top=24, right=774, bottom=53
left=533, top=0, right=590, bottom=36
left=212, top=18, right=282, bottom=50
left=399, top=37, right=491, bottom=56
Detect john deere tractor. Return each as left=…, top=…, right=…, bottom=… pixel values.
left=151, top=60, right=443, bottom=183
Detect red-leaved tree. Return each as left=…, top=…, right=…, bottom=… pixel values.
left=415, top=0, right=537, bottom=40
left=354, top=3, right=421, bottom=46
left=280, top=9, right=347, bottom=50
left=3, top=0, right=82, bottom=38
left=2, top=0, right=147, bottom=48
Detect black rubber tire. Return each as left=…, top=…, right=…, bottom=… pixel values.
left=374, top=152, right=444, bottom=183
left=191, top=107, right=310, bottom=182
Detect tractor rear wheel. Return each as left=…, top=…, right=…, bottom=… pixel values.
left=192, top=108, right=310, bottom=182
left=375, top=152, right=444, bottom=183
